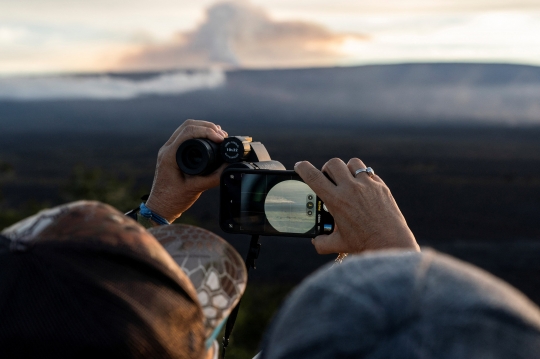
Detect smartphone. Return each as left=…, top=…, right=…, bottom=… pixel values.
left=220, top=168, right=334, bottom=237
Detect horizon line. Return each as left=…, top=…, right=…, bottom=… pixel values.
left=2, top=60, right=540, bottom=78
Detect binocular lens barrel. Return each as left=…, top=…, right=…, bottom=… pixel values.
left=176, top=139, right=221, bottom=176
left=176, top=137, right=264, bottom=175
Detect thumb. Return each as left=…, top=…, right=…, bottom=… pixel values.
left=311, top=232, right=347, bottom=254
left=186, top=163, right=227, bottom=191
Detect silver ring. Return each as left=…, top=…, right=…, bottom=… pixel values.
left=354, top=167, right=375, bottom=178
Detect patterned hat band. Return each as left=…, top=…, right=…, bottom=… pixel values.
left=150, top=225, right=247, bottom=345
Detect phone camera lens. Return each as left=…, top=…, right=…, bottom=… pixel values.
left=307, top=210, right=313, bottom=216
left=307, top=194, right=313, bottom=200
left=307, top=202, right=314, bottom=209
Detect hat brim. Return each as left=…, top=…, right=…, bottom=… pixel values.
left=149, top=224, right=247, bottom=341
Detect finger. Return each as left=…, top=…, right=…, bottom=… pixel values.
left=294, top=161, right=335, bottom=202
left=215, top=124, right=227, bottom=138
left=166, top=120, right=195, bottom=145
left=311, top=233, right=348, bottom=254
left=371, top=174, right=384, bottom=184
left=172, top=125, right=224, bottom=150
left=321, top=158, right=353, bottom=185
left=346, top=158, right=372, bottom=184
left=166, top=119, right=221, bottom=145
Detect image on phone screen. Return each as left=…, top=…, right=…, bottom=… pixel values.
left=240, top=173, right=317, bottom=234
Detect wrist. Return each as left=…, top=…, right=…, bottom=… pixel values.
left=139, top=202, right=171, bottom=226
left=392, top=224, right=419, bottom=251
left=146, top=187, right=203, bottom=223
left=366, top=226, right=419, bottom=252
left=144, top=196, right=181, bottom=223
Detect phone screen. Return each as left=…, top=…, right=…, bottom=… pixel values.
left=221, top=170, right=334, bottom=236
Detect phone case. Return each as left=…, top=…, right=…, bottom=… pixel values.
left=219, top=168, right=334, bottom=237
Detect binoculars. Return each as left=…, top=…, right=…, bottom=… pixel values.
left=176, top=136, right=285, bottom=175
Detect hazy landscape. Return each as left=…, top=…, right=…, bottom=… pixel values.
left=3, top=63, right=540, bottom=134
left=1, top=63, right=540, bottom=356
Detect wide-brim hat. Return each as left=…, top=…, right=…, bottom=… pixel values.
left=0, top=201, right=247, bottom=358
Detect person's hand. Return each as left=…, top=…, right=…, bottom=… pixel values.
left=295, top=158, right=419, bottom=254
left=145, top=119, right=228, bottom=223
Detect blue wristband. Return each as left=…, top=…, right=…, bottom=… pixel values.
left=139, top=203, right=170, bottom=226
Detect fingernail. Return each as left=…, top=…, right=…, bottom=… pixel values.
left=294, top=161, right=302, bottom=168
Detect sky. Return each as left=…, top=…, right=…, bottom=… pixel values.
left=2, top=0, right=540, bottom=74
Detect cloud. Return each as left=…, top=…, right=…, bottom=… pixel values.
left=119, top=0, right=365, bottom=70
left=0, top=69, right=225, bottom=100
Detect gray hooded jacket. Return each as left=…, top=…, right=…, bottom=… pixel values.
left=260, top=249, right=540, bottom=359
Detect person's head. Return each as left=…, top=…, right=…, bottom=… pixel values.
left=260, top=249, right=540, bottom=359
left=0, top=201, right=245, bottom=359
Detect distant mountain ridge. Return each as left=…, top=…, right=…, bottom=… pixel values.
left=1, top=63, right=540, bottom=133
